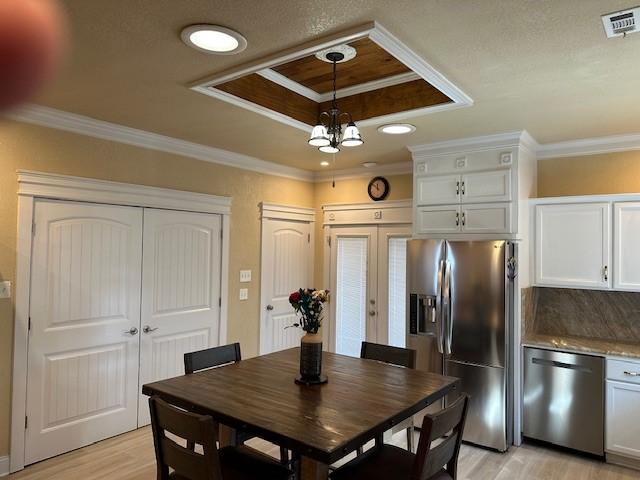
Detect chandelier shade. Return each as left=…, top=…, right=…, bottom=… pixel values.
left=307, top=48, right=363, bottom=155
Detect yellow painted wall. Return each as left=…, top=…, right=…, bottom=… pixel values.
left=538, top=151, right=640, bottom=197
left=0, top=120, right=314, bottom=457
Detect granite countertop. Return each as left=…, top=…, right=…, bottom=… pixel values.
left=522, top=333, right=640, bottom=360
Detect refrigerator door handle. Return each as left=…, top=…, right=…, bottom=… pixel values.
left=443, top=261, right=453, bottom=355
left=436, top=260, right=445, bottom=354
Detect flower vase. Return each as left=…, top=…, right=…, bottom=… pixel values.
left=295, top=332, right=328, bottom=385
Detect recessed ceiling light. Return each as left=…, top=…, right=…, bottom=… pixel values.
left=377, top=124, right=416, bottom=135
left=181, top=25, right=247, bottom=55
left=362, top=162, right=377, bottom=168
left=320, top=161, right=330, bottom=167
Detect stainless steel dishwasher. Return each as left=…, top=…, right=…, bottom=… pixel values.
left=523, top=347, right=604, bottom=455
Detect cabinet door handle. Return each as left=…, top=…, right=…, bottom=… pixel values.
left=603, top=265, right=608, bottom=282
left=461, top=181, right=466, bottom=195
left=461, top=212, right=466, bottom=226
left=624, top=371, right=639, bottom=377
left=455, top=212, right=460, bottom=226
left=456, top=181, right=460, bottom=195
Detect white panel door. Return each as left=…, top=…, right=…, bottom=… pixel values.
left=461, top=203, right=512, bottom=234
left=606, top=380, right=640, bottom=458
left=415, top=206, right=461, bottom=235
left=377, top=226, right=411, bottom=347
left=329, top=227, right=378, bottom=357
left=614, top=202, right=640, bottom=291
left=26, top=200, right=143, bottom=465
left=416, top=174, right=460, bottom=206
left=260, top=219, right=312, bottom=354
left=535, top=203, right=611, bottom=288
left=461, top=170, right=511, bottom=204
left=138, top=209, right=222, bottom=424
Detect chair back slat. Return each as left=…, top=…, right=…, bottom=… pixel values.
left=149, top=396, right=223, bottom=480
left=411, top=394, right=469, bottom=480
left=184, top=343, right=242, bottom=374
left=360, top=341, right=416, bottom=369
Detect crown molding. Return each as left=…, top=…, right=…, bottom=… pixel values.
left=537, top=133, right=640, bottom=159
left=260, top=202, right=315, bottom=222
left=408, top=130, right=539, bottom=158
left=6, top=104, right=314, bottom=182
left=313, top=161, right=412, bottom=182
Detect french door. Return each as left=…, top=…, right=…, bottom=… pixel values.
left=25, top=200, right=222, bottom=464
left=328, top=225, right=411, bottom=356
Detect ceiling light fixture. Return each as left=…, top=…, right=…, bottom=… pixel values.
left=320, top=161, right=330, bottom=167
left=308, top=49, right=363, bottom=154
left=181, top=25, right=247, bottom=55
left=378, top=124, right=416, bottom=135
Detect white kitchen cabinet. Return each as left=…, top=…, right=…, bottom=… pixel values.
left=416, top=174, right=460, bottom=206
left=535, top=203, right=611, bottom=288
left=415, top=205, right=461, bottom=234
left=613, top=202, right=640, bottom=291
left=461, top=170, right=512, bottom=204
left=606, top=359, right=640, bottom=461
left=462, top=203, right=512, bottom=234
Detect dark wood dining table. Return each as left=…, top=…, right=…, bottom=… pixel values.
left=142, top=347, right=460, bottom=480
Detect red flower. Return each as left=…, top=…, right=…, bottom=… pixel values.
left=289, top=291, right=301, bottom=303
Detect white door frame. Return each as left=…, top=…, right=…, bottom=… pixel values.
left=10, top=171, right=232, bottom=473
left=259, top=203, right=315, bottom=355
left=321, top=200, right=412, bottom=348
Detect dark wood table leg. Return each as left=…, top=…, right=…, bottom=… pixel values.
left=300, top=456, right=329, bottom=480
left=218, top=424, right=237, bottom=447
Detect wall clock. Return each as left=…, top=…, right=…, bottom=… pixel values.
left=367, top=176, right=390, bottom=201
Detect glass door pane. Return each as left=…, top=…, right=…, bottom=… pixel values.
left=388, top=237, right=408, bottom=348
left=335, top=237, right=368, bottom=357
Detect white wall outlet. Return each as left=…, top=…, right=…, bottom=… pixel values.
left=0, top=281, right=11, bottom=299
left=239, top=288, right=248, bottom=301
left=239, top=270, right=252, bottom=283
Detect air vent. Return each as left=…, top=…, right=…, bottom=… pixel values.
left=602, top=7, right=640, bottom=38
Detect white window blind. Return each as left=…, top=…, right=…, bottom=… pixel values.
left=388, top=237, right=407, bottom=348
left=335, top=237, right=368, bottom=357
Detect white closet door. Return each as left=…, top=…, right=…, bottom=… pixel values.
left=138, top=209, right=222, bottom=425
left=26, top=200, right=143, bottom=465
left=259, top=219, right=312, bottom=355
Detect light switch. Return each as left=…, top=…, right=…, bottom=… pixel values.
left=239, top=270, right=252, bottom=283
left=0, top=281, right=10, bottom=299
left=239, top=288, right=249, bottom=301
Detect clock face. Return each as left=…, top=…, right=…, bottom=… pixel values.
left=368, top=176, right=389, bottom=201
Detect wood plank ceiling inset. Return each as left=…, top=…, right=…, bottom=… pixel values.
left=215, top=74, right=320, bottom=126
left=272, top=38, right=411, bottom=94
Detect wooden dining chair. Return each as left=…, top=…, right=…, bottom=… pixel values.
left=360, top=341, right=417, bottom=452
left=330, top=393, right=469, bottom=480
left=183, top=344, right=290, bottom=465
left=149, top=396, right=293, bottom=480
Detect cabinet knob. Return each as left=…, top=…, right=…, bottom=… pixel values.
left=603, top=265, right=608, bottom=282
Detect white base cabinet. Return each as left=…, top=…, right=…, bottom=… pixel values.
left=606, top=359, right=640, bottom=463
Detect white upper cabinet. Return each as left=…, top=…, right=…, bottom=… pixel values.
left=613, top=202, right=640, bottom=291
left=415, top=205, right=461, bottom=234
left=416, top=174, right=460, bottom=206
left=462, top=203, right=512, bottom=234
left=461, top=170, right=512, bottom=204
left=535, top=203, right=611, bottom=288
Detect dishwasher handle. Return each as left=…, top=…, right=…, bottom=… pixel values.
left=532, top=357, right=593, bottom=374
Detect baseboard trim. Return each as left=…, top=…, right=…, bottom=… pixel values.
left=606, top=452, right=640, bottom=471
left=0, top=456, right=9, bottom=477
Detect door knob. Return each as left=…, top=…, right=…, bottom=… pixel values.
left=266, top=305, right=274, bottom=311
left=143, top=325, right=158, bottom=334
left=124, top=327, right=138, bottom=335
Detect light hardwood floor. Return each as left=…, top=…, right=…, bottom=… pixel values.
left=8, top=427, right=638, bottom=480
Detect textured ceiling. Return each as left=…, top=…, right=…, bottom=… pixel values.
left=33, top=0, right=640, bottom=171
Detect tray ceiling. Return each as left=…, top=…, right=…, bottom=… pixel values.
left=191, top=23, right=471, bottom=130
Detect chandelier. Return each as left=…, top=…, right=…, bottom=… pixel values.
left=308, top=50, right=363, bottom=153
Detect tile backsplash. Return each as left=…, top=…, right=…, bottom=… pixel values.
left=523, top=287, right=640, bottom=343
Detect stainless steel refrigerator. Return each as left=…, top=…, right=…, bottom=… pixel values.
left=407, top=239, right=514, bottom=452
